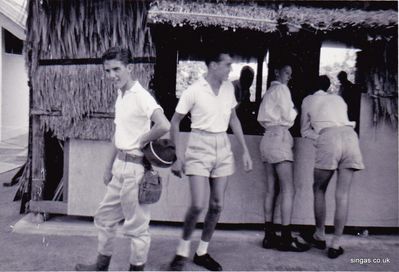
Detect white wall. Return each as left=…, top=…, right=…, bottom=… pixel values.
left=1, top=52, right=29, bottom=140
left=0, top=28, right=3, bottom=139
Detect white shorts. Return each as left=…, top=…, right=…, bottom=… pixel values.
left=184, top=130, right=235, bottom=178
left=260, top=126, right=294, bottom=164
left=315, top=126, right=365, bottom=171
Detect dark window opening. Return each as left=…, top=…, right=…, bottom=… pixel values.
left=3, top=28, right=23, bottom=55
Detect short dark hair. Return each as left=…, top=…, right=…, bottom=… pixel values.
left=273, top=61, right=292, bottom=71
left=240, top=66, right=255, bottom=87
left=318, top=75, right=331, bottom=91
left=337, top=71, right=348, bottom=81
left=204, top=48, right=230, bottom=66
left=102, top=47, right=132, bottom=65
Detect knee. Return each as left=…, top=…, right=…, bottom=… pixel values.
left=208, top=202, right=223, bottom=215
left=335, top=191, right=349, bottom=203
left=280, top=184, right=294, bottom=198
left=313, top=182, right=327, bottom=193
left=188, top=205, right=204, bottom=216
left=265, top=187, right=275, bottom=198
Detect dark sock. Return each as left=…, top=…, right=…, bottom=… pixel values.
left=264, top=222, right=275, bottom=237
left=281, top=225, right=292, bottom=241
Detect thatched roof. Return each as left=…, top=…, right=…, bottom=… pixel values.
left=148, top=0, right=397, bottom=37
left=25, top=0, right=155, bottom=140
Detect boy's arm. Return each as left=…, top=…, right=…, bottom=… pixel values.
left=229, top=109, right=253, bottom=172
left=139, top=108, right=171, bottom=148
left=170, top=112, right=185, bottom=178
left=300, top=100, right=318, bottom=140
left=103, top=136, right=118, bottom=185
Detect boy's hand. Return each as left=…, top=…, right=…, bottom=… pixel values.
left=171, top=158, right=183, bottom=178
left=243, top=151, right=253, bottom=172
left=103, top=169, right=113, bottom=185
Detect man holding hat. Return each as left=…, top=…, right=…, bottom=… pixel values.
left=168, top=49, right=253, bottom=271
left=75, top=47, right=170, bottom=271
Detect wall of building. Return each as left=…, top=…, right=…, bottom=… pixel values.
left=66, top=95, right=398, bottom=227
left=1, top=52, right=29, bottom=140
left=0, top=13, right=28, bottom=141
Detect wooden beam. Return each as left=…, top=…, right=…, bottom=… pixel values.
left=30, top=115, right=45, bottom=202
left=29, top=200, right=67, bottom=214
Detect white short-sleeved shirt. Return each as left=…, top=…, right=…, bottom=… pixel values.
left=176, top=76, right=237, bottom=133
left=301, top=90, right=355, bottom=140
left=114, top=81, right=162, bottom=155
left=257, top=81, right=297, bottom=129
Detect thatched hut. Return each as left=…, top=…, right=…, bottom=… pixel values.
left=22, top=0, right=397, bottom=227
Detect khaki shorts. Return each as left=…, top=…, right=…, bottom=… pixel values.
left=184, top=130, right=235, bottom=178
left=260, top=126, right=294, bottom=164
left=315, top=126, right=365, bottom=171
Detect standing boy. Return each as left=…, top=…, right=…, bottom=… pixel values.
left=75, top=47, right=170, bottom=271
left=169, top=50, right=253, bottom=271
left=300, top=75, right=364, bottom=259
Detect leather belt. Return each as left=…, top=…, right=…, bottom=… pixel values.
left=117, top=151, right=143, bottom=164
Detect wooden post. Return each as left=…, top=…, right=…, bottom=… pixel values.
left=30, top=115, right=45, bottom=204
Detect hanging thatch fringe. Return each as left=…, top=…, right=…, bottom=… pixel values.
left=41, top=116, right=114, bottom=141
left=279, top=6, right=397, bottom=31
left=25, top=0, right=156, bottom=140
left=148, top=0, right=397, bottom=35
left=148, top=1, right=278, bottom=32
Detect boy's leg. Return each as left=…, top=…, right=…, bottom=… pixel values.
left=76, top=175, right=123, bottom=271
left=181, top=176, right=208, bottom=241
left=313, top=168, right=334, bottom=240
left=331, top=168, right=354, bottom=249
left=275, top=161, right=309, bottom=252
left=200, top=176, right=228, bottom=242
left=193, top=176, right=228, bottom=271
left=263, top=162, right=278, bottom=248
left=275, top=161, right=294, bottom=226
left=170, top=176, right=208, bottom=271
left=120, top=164, right=151, bottom=267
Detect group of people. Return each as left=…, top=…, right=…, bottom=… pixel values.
left=74, top=47, right=364, bottom=271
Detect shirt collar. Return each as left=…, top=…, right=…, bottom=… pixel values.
left=270, top=81, right=284, bottom=86
left=314, top=90, right=327, bottom=95
left=198, top=75, right=219, bottom=95
left=117, top=81, right=139, bottom=96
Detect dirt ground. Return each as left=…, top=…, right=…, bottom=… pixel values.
left=0, top=168, right=398, bottom=271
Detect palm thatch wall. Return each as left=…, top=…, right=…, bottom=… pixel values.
left=25, top=0, right=155, bottom=140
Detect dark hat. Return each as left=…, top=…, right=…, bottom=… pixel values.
left=142, top=139, right=177, bottom=168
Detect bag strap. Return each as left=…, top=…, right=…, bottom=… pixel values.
left=143, top=156, right=153, bottom=171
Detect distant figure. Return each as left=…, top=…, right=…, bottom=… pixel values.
left=232, top=66, right=255, bottom=123
left=232, top=65, right=255, bottom=105
left=300, top=75, right=365, bottom=259
left=337, top=71, right=361, bottom=134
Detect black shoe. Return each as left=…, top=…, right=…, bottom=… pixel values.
left=262, top=234, right=279, bottom=249
left=327, top=247, right=344, bottom=259
left=169, top=255, right=187, bottom=271
left=277, top=237, right=311, bottom=252
left=300, top=232, right=326, bottom=250
left=193, top=253, right=222, bottom=271
left=129, top=264, right=145, bottom=271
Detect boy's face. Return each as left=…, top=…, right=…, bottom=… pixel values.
left=212, top=53, right=232, bottom=81
left=275, top=65, right=292, bottom=85
left=103, top=59, right=132, bottom=91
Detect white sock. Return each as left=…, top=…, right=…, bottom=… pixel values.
left=176, top=239, right=191, bottom=258
left=196, top=240, right=209, bottom=256
left=314, top=229, right=326, bottom=241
